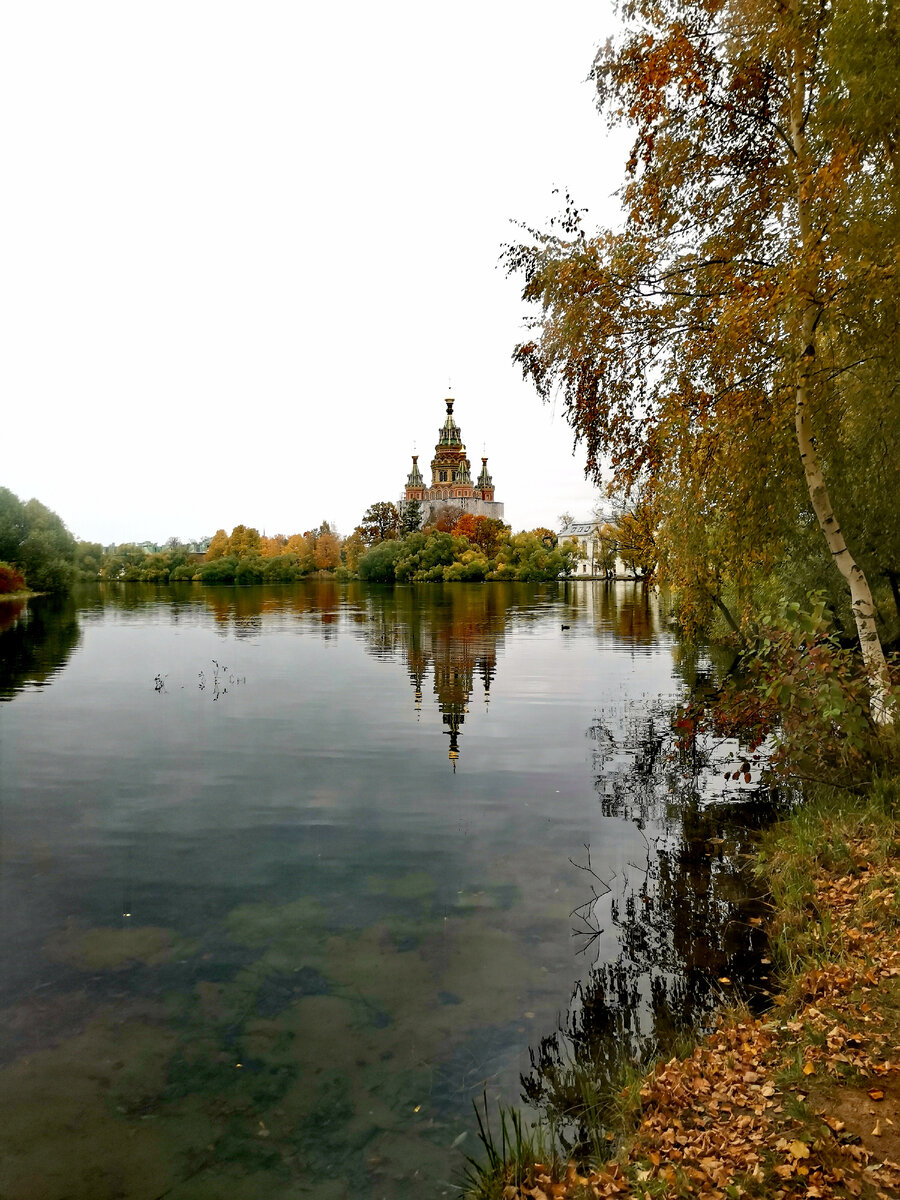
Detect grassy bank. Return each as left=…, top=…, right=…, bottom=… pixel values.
left=467, top=773, right=900, bottom=1199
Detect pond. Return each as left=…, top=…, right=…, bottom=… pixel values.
left=0, top=582, right=774, bottom=1199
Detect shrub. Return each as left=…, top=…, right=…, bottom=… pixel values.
left=0, top=561, right=26, bottom=594
left=195, top=556, right=239, bottom=583
left=358, top=540, right=404, bottom=583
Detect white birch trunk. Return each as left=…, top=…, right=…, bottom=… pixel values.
left=788, top=35, right=894, bottom=725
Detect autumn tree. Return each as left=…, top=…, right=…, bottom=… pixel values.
left=614, top=508, right=656, bottom=582
left=314, top=531, right=342, bottom=571
left=505, top=0, right=899, bottom=720
left=285, top=533, right=313, bottom=571
left=205, top=529, right=230, bottom=561
left=228, top=525, right=261, bottom=559
left=600, top=523, right=619, bottom=578
left=0, top=562, right=26, bottom=593
left=260, top=534, right=287, bottom=558
left=470, top=516, right=509, bottom=556
left=451, top=512, right=481, bottom=543
left=342, top=527, right=367, bottom=572
left=359, top=502, right=400, bottom=545
left=429, top=504, right=465, bottom=533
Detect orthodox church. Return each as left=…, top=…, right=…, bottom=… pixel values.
left=403, top=397, right=504, bottom=525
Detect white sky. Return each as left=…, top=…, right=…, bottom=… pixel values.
left=1, top=1, right=627, bottom=546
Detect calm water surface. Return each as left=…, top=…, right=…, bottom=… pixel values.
left=0, top=582, right=769, bottom=1199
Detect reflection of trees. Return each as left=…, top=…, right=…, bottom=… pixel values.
left=0, top=595, right=82, bottom=700
left=560, top=581, right=664, bottom=645
left=199, top=580, right=352, bottom=638
left=523, top=703, right=791, bottom=1153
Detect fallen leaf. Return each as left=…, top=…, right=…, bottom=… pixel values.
left=790, top=1140, right=810, bottom=1160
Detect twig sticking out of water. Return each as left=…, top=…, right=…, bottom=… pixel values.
left=199, top=661, right=246, bottom=701
left=570, top=844, right=614, bottom=955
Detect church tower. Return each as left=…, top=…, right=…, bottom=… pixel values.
left=429, top=399, right=474, bottom=500
left=405, top=455, right=425, bottom=501
left=403, top=396, right=504, bottom=525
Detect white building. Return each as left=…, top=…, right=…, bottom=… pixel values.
left=558, top=519, right=638, bottom=579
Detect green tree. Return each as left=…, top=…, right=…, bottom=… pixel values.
left=596, top=524, right=619, bottom=578
left=0, top=494, right=77, bottom=591
left=76, top=542, right=104, bottom=579
left=399, top=500, right=422, bottom=535
left=0, top=488, right=28, bottom=564
left=358, top=539, right=404, bottom=582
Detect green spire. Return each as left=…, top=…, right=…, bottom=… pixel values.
left=406, top=455, right=424, bottom=488
left=438, top=398, right=462, bottom=446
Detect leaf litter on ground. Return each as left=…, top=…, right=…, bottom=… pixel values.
left=487, top=822, right=900, bottom=1199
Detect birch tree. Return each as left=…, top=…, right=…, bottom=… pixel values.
left=505, top=0, right=898, bottom=721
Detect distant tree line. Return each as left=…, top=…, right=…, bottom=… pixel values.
left=0, top=489, right=577, bottom=591
left=92, top=506, right=575, bottom=584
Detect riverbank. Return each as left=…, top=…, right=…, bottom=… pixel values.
left=469, top=773, right=900, bottom=1199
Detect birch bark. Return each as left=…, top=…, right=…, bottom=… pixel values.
left=787, top=28, right=894, bottom=725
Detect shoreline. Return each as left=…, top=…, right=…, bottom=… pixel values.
left=470, top=775, right=900, bottom=1199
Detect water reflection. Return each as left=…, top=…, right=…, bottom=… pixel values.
left=0, top=582, right=776, bottom=1198
left=0, top=594, right=81, bottom=700
left=360, top=587, right=507, bottom=765
left=560, top=580, right=663, bottom=644
left=522, top=701, right=788, bottom=1153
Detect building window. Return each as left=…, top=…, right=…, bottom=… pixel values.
left=439, top=470, right=447, bottom=482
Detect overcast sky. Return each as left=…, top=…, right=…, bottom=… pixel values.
left=1, top=1, right=627, bottom=545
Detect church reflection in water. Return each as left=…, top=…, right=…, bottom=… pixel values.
left=407, top=613, right=498, bottom=765
left=361, top=584, right=507, bottom=767
left=361, top=579, right=665, bottom=766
